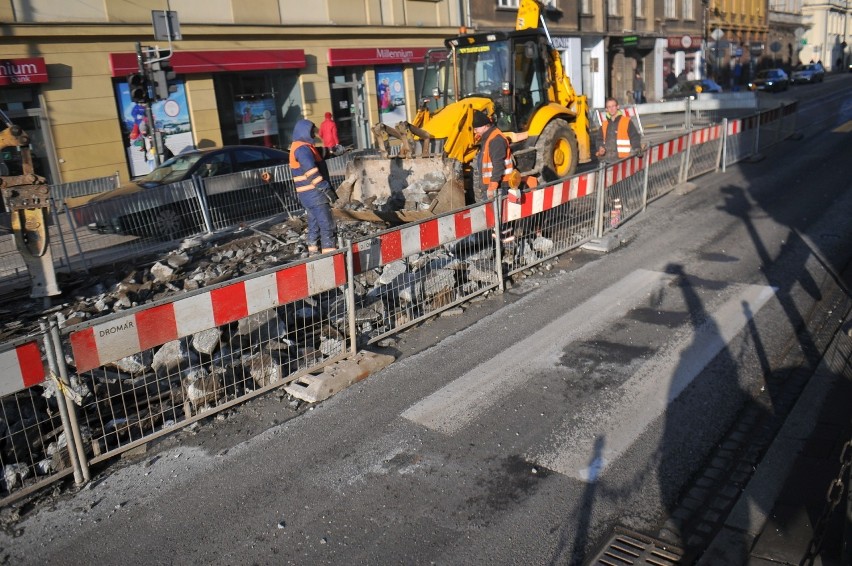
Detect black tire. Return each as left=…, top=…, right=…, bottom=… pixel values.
left=152, top=207, right=185, bottom=240
left=534, top=119, right=579, bottom=182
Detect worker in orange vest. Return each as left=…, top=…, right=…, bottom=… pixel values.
left=290, top=119, right=337, bottom=254
left=472, top=110, right=522, bottom=203
left=595, top=97, right=642, bottom=163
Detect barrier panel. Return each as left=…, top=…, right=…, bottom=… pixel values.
left=201, top=165, right=302, bottom=231
left=501, top=171, right=600, bottom=276
left=0, top=335, right=77, bottom=500
left=645, top=135, right=688, bottom=202
left=0, top=100, right=801, bottom=504
left=350, top=203, right=499, bottom=343
left=686, top=124, right=724, bottom=179
left=62, top=251, right=349, bottom=463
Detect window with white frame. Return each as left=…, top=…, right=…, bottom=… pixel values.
left=497, top=0, right=520, bottom=7
left=608, top=0, right=620, bottom=16
left=665, top=0, right=677, bottom=18
left=683, top=0, right=694, bottom=19
left=581, top=0, right=592, bottom=13
left=636, top=0, right=644, bottom=17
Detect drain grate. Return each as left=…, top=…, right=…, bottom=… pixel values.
left=588, top=528, right=683, bottom=565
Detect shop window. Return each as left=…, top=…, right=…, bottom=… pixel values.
left=214, top=71, right=302, bottom=151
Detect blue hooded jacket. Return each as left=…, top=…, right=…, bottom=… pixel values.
left=290, top=119, right=330, bottom=191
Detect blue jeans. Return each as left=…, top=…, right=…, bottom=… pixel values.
left=297, top=188, right=336, bottom=250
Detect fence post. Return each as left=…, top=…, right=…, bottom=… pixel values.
left=114, top=170, right=121, bottom=189
left=40, top=319, right=86, bottom=486
left=751, top=110, right=761, bottom=157
left=492, top=196, right=506, bottom=291
left=62, top=204, right=91, bottom=272
left=721, top=118, right=729, bottom=173
left=594, top=163, right=606, bottom=238
left=681, top=128, right=693, bottom=183
left=48, top=317, right=90, bottom=483
left=774, top=103, right=783, bottom=145
left=49, top=199, right=73, bottom=273
left=344, top=239, right=358, bottom=355
left=191, top=175, right=215, bottom=234
left=641, top=150, right=650, bottom=213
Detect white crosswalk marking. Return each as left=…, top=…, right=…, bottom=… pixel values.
left=533, top=282, right=775, bottom=482
left=402, top=269, right=677, bottom=434
left=402, top=269, right=776, bottom=483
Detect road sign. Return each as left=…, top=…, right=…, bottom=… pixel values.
left=711, top=28, right=724, bottom=41
left=735, top=47, right=743, bottom=57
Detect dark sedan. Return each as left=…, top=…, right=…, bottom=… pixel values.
left=662, top=79, right=724, bottom=101
left=68, top=145, right=292, bottom=239
left=791, top=63, right=825, bottom=84
left=748, top=69, right=790, bottom=92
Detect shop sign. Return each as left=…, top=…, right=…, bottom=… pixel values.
left=667, top=35, right=703, bottom=50
left=109, top=50, right=306, bottom=77
left=328, top=47, right=432, bottom=66
left=0, top=57, right=48, bottom=86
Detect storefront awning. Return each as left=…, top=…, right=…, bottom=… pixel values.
left=109, top=49, right=306, bottom=77
left=0, top=57, right=48, bottom=86
left=328, top=47, right=433, bottom=66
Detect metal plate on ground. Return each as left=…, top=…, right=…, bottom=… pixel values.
left=587, top=528, right=683, bottom=565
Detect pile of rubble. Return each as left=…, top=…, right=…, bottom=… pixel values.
left=0, top=211, right=564, bottom=494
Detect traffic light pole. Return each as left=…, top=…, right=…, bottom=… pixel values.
left=135, top=41, right=161, bottom=168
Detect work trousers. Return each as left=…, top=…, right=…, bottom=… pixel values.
left=297, top=188, right=336, bottom=250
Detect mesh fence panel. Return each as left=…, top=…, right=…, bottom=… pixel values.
left=724, top=118, right=756, bottom=167
left=50, top=174, right=120, bottom=203
left=686, top=126, right=723, bottom=179
left=646, top=141, right=686, bottom=202
left=63, top=256, right=350, bottom=462
left=602, top=158, right=646, bottom=230
left=351, top=205, right=499, bottom=343
left=202, top=165, right=302, bottom=229
left=0, top=338, right=74, bottom=500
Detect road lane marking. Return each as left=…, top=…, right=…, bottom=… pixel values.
left=401, top=269, right=677, bottom=434
left=531, top=282, right=775, bottom=482
left=833, top=120, right=852, bottom=133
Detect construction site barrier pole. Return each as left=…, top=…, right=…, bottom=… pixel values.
left=594, top=163, right=606, bottom=238
left=492, top=195, right=506, bottom=291
left=191, top=174, right=215, bottom=234
left=61, top=203, right=91, bottom=272
left=721, top=118, right=729, bottom=173
left=641, top=150, right=650, bottom=213
left=752, top=109, right=761, bottom=158
left=49, top=316, right=90, bottom=483
left=345, top=238, right=358, bottom=355
left=40, top=318, right=85, bottom=485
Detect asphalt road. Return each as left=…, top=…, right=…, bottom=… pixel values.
left=2, top=74, right=851, bottom=565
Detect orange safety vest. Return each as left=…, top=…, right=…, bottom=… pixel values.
left=601, top=114, right=633, bottom=158
left=481, top=128, right=514, bottom=191
left=289, top=141, right=326, bottom=193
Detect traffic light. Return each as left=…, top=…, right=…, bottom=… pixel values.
left=127, top=73, right=149, bottom=103
left=150, top=59, right=178, bottom=101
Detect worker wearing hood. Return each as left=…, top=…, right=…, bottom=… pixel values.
left=289, top=119, right=337, bottom=254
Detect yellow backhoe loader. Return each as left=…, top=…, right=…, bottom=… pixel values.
left=334, top=0, right=591, bottom=223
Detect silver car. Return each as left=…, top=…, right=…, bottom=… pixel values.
left=791, top=63, right=825, bottom=84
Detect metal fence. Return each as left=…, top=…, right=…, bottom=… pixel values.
left=0, top=101, right=800, bottom=505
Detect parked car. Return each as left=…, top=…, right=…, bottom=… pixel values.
left=662, top=79, right=724, bottom=101
left=748, top=69, right=790, bottom=92
left=67, top=145, right=291, bottom=239
left=791, top=63, right=825, bottom=84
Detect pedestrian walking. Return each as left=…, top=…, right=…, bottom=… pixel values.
left=289, top=119, right=338, bottom=255
left=632, top=72, right=646, bottom=104
left=595, top=97, right=642, bottom=164
left=318, top=112, right=340, bottom=158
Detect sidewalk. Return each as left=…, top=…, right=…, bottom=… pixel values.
left=699, top=322, right=852, bottom=565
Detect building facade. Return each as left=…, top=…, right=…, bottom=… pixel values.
left=800, top=0, right=850, bottom=69
left=0, top=0, right=462, bottom=183
left=706, top=0, right=771, bottom=87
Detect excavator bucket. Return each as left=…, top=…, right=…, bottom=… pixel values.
left=332, top=154, right=467, bottom=224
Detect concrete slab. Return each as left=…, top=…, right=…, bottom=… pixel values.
left=581, top=235, right=620, bottom=253
left=285, top=350, right=395, bottom=403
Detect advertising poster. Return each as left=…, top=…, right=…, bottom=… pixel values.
left=375, top=67, right=406, bottom=125
left=234, top=97, right=278, bottom=140
left=115, top=81, right=193, bottom=178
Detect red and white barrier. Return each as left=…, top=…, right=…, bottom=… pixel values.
left=70, top=253, right=346, bottom=373
left=352, top=204, right=493, bottom=273
left=505, top=171, right=597, bottom=221
left=649, top=135, right=688, bottom=165
left=0, top=341, right=46, bottom=396
left=691, top=125, right=722, bottom=145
